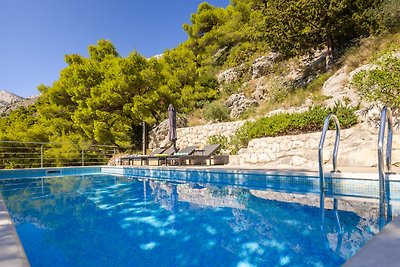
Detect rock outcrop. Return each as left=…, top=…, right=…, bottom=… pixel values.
left=0, top=90, right=24, bottom=106
left=225, top=93, right=258, bottom=118
left=148, top=116, right=188, bottom=150
left=251, top=52, right=281, bottom=79
left=0, top=96, right=39, bottom=117
left=322, top=66, right=361, bottom=108
left=217, top=66, right=243, bottom=84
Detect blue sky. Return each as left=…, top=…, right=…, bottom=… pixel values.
left=0, top=0, right=230, bottom=98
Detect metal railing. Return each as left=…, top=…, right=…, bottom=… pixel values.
left=0, top=140, right=118, bottom=169
left=318, top=113, right=341, bottom=224
left=378, top=106, right=394, bottom=226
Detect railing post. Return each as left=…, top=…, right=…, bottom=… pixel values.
left=142, top=121, right=147, bottom=155
left=40, top=144, right=44, bottom=168
left=82, top=148, right=84, bottom=166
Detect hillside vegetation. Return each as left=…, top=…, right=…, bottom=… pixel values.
left=0, top=0, right=399, bottom=165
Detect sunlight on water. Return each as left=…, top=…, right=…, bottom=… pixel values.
left=139, top=242, right=158, bottom=250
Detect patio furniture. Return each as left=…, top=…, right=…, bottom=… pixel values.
left=169, top=144, right=223, bottom=166
left=147, top=146, right=177, bottom=166
left=165, top=146, right=197, bottom=166
left=120, top=148, right=166, bottom=166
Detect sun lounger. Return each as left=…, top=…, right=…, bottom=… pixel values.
left=147, top=146, right=177, bottom=166
left=165, top=146, right=197, bottom=166
left=119, top=155, right=135, bottom=165
left=120, top=148, right=166, bottom=166
left=168, top=144, right=222, bottom=166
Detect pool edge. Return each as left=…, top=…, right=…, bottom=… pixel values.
left=0, top=192, right=30, bottom=267
left=344, top=215, right=400, bottom=267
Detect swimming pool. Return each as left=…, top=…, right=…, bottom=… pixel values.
left=0, top=167, right=395, bottom=267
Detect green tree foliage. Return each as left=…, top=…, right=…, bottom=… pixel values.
left=183, top=0, right=270, bottom=68
left=0, top=39, right=219, bottom=156
left=183, top=2, right=227, bottom=39
left=263, top=0, right=380, bottom=63
left=371, top=0, right=400, bottom=34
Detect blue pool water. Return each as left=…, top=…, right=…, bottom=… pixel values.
left=0, top=173, right=381, bottom=267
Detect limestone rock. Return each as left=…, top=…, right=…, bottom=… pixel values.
left=0, top=95, right=39, bottom=117
left=251, top=52, right=281, bottom=79
left=148, top=116, right=187, bottom=150
left=225, top=93, right=258, bottom=118
left=322, top=66, right=360, bottom=108
left=284, top=49, right=328, bottom=88
left=250, top=78, right=269, bottom=103
left=0, top=89, right=24, bottom=106
left=300, top=49, right=328, bottom=73
left=217, top=66, right=242, bottom=84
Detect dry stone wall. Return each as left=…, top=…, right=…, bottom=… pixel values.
left=150, top=118, right=400, bottom=169
left=175, top=120, right=246, bottom=149
left=237, top=124, right=400, bottom=168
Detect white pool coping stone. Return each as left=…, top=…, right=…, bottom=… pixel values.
left=0, top=193, right=30, bottom=267
left=344, top=215, right=400, bottom=267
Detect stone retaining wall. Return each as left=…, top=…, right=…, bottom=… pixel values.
left=151, top=118, right=400, bottom=168
left=237, top=124, right=400, bottom=168
left=176, top=120, right=246, bottom=149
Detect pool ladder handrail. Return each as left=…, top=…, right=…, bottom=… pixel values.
left=318, top=113, right=341, bottom=220
left=378, top=106, right=394, bottom=225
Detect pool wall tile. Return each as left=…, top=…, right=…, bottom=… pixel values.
left=1, top=166, right=400, bottom=202
left=100, top=166, right=400, bottom=202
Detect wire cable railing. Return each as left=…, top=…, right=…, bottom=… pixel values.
left=0, top=140, right=118, bottom=169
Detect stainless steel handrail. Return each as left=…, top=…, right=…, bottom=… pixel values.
left=378, top=106, right=394, bottom=227
left=318, top=113, right=341, bottom=223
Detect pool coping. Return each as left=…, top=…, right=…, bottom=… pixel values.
left=1, top=165, right=400, bottom=267
left=0, top=192, right=30, bottom=267
left=344, top=215, right=400, bottom=267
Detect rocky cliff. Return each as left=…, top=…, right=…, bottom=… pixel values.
left=0, top=90, right=39, bottom=117
left=0, top=90, right=24, bottom=106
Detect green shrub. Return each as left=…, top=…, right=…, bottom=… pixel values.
left=230, top=104, right=358, bottom=154
left=352, top=50, right=400, bottom=108
left=203, top=101, right=230, bottom=122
